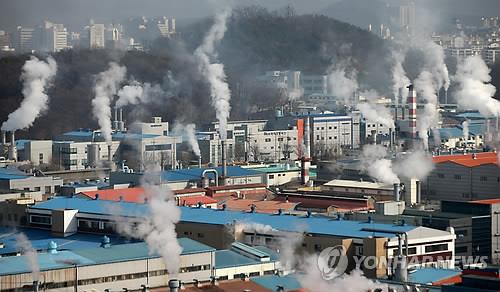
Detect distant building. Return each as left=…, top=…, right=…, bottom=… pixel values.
left=301, top=74, right=328, bottom=96
left=424, top=152, right=500, bottom=202
left=40, top=21, right=68, bottom=52
left=399, top=1, right=416, bottom=33
left=15, top=26, right=35, bottom=53
left=88, top=23, right=105, bottom=48
left=0, top=168, right=62, bottom=195
left=22, top=140, right=53, bottom=166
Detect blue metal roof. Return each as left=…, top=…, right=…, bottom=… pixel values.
left=409, top=268, right=461, bottom=284
left=215, top=250, right=266, bottom=269
left=0, top=238, right=214, bottom=276
left=112, top=132, right=160, bottom=140
left=455, top=112, right=487, bottom=119
left=0, top=227, right=135, bottom=256
left=437, top=127, right=464, bottom=139
left=30, top=198, right=416, bottom=239
left=0, top=167, right=30, bottom=180
left=251, top=274, right=303, bottom=291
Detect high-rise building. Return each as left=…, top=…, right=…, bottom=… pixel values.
left=89, top=23, right=105, bottom=49
left=40, top=21, right=68, bottom=52
left=399, top=1, right=416, bottom=33
left=156, top=17, right=176, bottom=37
left=16, top=26, right=35, bottom=53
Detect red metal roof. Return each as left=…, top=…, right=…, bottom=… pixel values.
left=275, top=195, right=372, bottom=212
left=224, top=198, right=298, bottom=214
left=432, top=152, right=499, bottom=167
left=471, top=198, right=500, bottom=205
left=173, top=188, right=207, bottom=195
left=179, top=196, right=218, bottom=206
left=79, top=187, right=145, bottom=203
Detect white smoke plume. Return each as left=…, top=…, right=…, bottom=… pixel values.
left=391, top=50, right=410, bottom=103
left=358, top=103, right=395, bottom=129
left=454, top=55, right=500, bottom=117
left=360, top=144, right=399, bottom=184
left=276, top=230, right=304, bottom=272
left=327, top=66, right=358, bottom=106
left=234, top=221, right=276, bottom=234
left=194, top=8, right=232, bottom=140
left=115, top=164, right=182, bottom=275
left=15, top=233, right=40, bottom=281
left=92, top=62, right=127, bottom=143
left=462, top=120, right=469, bottom=142
left=1, top=56, right=57, bottom=131
left=297, top=256, right=387, bottom=292
left=116, top=81, right=164, bottom=108
left=173, top=123, right=201, bottom=157
left=394, top=149, right=434, bottom=181
left=413, top=40, right=450, bottom=149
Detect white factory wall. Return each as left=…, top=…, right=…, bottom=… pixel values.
left=24, top=140, right=53, bottom=166
left=265, top=170, right=300, bottom=187
left=249, top=130, right=298, bottom=162
left=215, top=262, right=279, bottom=280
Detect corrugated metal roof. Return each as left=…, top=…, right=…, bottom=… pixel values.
left=30, top=198, right=420, bottom=239
left=0, top=167, right=30, bottom=180
left=432, top=152, right=499, bottom=167
left=215, top=250, right=264, bottom=269
left=251, top=274, right=303, bottom=291
left=0, top=238, right=215, bottom=276
left=408, top=268, right=461, bottom=285
left=437, top=127, right=464, bottom=139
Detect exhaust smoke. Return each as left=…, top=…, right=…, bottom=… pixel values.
left=92, top=62, right=127, bottom=144
left=1, top=56, right=57, bottom=132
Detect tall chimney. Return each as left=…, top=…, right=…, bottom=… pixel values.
left=198, top=155, right=202, bottom=168
left=119, top=108, right=124, bottom=131
left=221, top=140, right=227, bottom=179
left=393, top=183, right=401, bottom=201
left=33, top=281, right=39, bottom=292
left=304, top=116, right=311, bottom=158
left=8, top=131, right=17, bottom=161
left=1, top=131, right=5, bottom=145
left=168, top=279, right=180, bottom=292
left=406, top=85, right=417, bottom=139
left=113, top=107, right=118, bottom=130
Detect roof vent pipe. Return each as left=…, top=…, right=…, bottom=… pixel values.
left=168, top=279, right=180, bottom=292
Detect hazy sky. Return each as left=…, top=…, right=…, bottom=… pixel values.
left=0, top=0, right=498, bottom=31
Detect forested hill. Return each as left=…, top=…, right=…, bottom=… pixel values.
left=0, top=7, right=467, bottom=140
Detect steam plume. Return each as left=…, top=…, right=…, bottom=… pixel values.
left=194, top=8, right=232, bottom=140
left=92, top=62, right=127, bottom=143
left=454, top=55, right=500, bottom=117
left=327, top=66, right=358, bottom=106
left=116, top=81, right=164, bottom=108
left=357, top=89, right=395, bottom=129
left=15, top=233, right=40, bottom=281
left=413, top=40, right=450, bottom=149
left=173, top=123, right=201, bottom=157
left=393, top=149, right=434, bottom=181
left=360, top=144, right=399, bottom=184
left=116, top=164, right=182, bottom=275
left=1, top=56, right=57, bottom=131
left=462, top=120, right=469, bottom=142
left=391, top=50, right=410, bottom=103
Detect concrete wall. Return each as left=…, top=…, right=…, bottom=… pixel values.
left=425, top=162, right=500, bottom=202
left=24, top=140, right=53, bottom=165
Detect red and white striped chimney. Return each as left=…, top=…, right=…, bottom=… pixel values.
left=407, top=84, right=417, bottom=139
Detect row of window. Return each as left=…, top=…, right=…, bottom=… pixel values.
left=437, top=173, right=500, bottom=182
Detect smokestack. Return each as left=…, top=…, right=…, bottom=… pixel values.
left=168, top=279, right=180, bottom=292
left=1, top=131, right=5, bottom=145
left=221, top=140, right=227, bottom=180
left=304, top=116, right=311, bottom=158
left=113, top=107, right=118, bottom=131
left=8, top=131, right=17, bottom=161
left=107, top=144, right=112, bottom=165
left=393, top=183, right=401, bottom=201
left=407, top=85, right=417, bottom=139
left=198, top=155, right=202, bottom=168
left=118, top=108, right=124, bottom=131
left=33, top=281, right=39, bottom=292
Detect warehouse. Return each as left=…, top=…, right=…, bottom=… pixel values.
left=27, top=197, right=456, bottom=279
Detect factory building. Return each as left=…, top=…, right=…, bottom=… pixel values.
left=27, top=198, right=456, bottom=280
left=109, top=166, right=264, bottom=191
left=21, top=140, right=53, bottom=166
left=245, top=164, right=301, bottom=186
left=198, top=131, right=236, bottom=165
left=424, top=152, right=500, bottom=202
left=52, top=140, right=120, bottom=170
left=0, top=168, right=62, bottom=195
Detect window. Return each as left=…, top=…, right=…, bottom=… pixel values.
left=269, top=175, right=275, bottom=179
left=456, top=246, right=468, bottom=253
left=197, top=233, right=204, bottom=238
left=425, top=243, right=448, bottom=253
left=265, top=138, right=271, bottom=142
left=44, top=186, right=52, bottom=194
left=480, top=176, right=488, bottom=181
left=31, top=215, right=51, bottom=225
left=437, top=173, right=445, bottom=178
left=395, top=247, right=417, bottom=255
left=454, top=175, right=462, bottom=180
left=249, top=272, right=260, bottom=277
